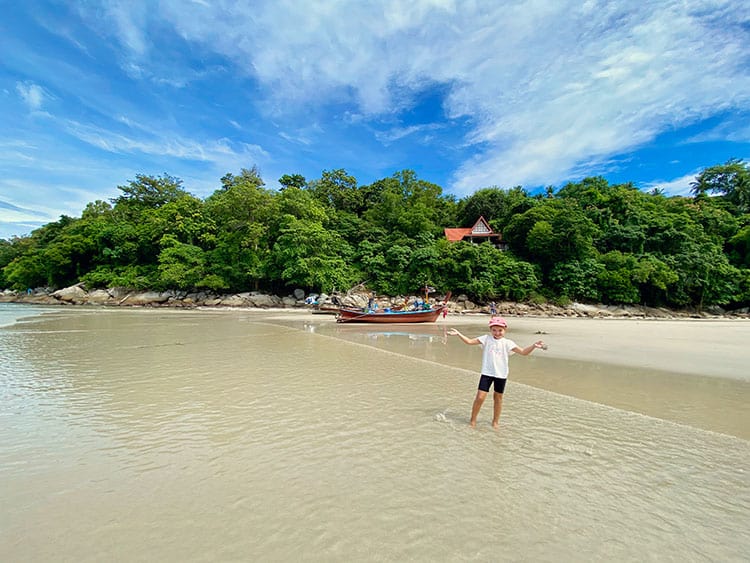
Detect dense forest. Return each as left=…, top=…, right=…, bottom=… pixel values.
left=1, top=159, right=749, bottom=311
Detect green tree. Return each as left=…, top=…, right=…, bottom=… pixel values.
left=596, top=251, right=640, bottom=304
left=664, top=244, right=741, bottom=309
left=111, top=174, right=189, bottom=212
left=306, top=169, right=361, bottom=213
left=503, top=201, right=599, bottom=273
left=278, top=173, right=307, bottom=190
left=457, top=186, right=533, bottom=229
left=548, top=259, right=604, bottom=302
left=204, top=168, right=275, bottom=290
left=631, top=254, right=679, bottom=306
left=727, top=225, right=750, bottom=267
left=271, top=216, right=359, bottom=292
left=691, top=158, right=750, bottom=214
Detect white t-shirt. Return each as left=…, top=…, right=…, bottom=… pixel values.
left=477, top=334, right=518, bottom=379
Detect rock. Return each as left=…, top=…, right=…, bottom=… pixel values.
left=87, top=289, right=113, bottom=304
left=52, top=285, right=88, bottom=304
left=220, top=294, right=247, bottom=307
left=293, top=288, right=305, bottom=300
left=121, top=291, right=171, bottom=305
left=281, top=296, right=297, bottom=307
left=108, top=287, right=132, bottom=300
left=24, top=294, right=59, bottom=305
left=247, top=293, right=280, bottom=308
left=571, top=302, right=601, bottom=315
left=342, top=294, right=368, bottom=309
left=184, top=292, right=208, bottom=304
left=0, top=290, right=18, bottom=302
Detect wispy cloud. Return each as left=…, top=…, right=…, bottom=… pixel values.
left=0, top=198, right=48, bottom=216
left=0, top=184, right=72, bottom=237
left=64, top=119, right=268, bottom=170
left=89, top=0, right=748, bottom=193
left=686, top=120, right=750, bottom=144
left=375, top=123, right=441, bottom=145
left=2, top=0, right=749, bottom=240
left=16, top=81, right=47, bottom=110
left=641, top=172, right=699, bottom=197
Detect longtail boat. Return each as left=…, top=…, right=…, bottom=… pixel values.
left=336, top=292, right=451, bottom=323
left=336, top=305, right=446, bottom=323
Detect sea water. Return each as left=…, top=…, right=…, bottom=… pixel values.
left=1, top=305, right=748, bottom=561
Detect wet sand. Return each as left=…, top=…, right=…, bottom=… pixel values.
left=1, top=305, right=748, bottom=561
left=445, top=315, right=750, bottom=381
left=267, top=310, right=750, bottom=381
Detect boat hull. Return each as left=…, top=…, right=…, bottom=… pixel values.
left=336, top=307, right=444, bottom=323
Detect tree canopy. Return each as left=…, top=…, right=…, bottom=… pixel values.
left=2, top=161, right=749, bottom=311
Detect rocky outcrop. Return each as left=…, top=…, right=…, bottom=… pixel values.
left=51, top=284, right=88, bottom=304
left=1, top=285, right=748, bottom=319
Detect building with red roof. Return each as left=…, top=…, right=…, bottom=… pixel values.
left=444, top=216, right=507, bottom=249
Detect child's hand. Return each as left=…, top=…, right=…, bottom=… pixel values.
left=534, top=340, right=548, bottom=350
left=447, top=328, right=459, bottom=336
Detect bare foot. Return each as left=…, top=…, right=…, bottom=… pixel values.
left=469, top=421, right=477, bottom=428
left=492, top=422, right=500, bottom=429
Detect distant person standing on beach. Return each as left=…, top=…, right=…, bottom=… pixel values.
left=447, top=317, right=545, bottom=428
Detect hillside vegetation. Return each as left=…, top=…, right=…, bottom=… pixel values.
left=2, top=160, right=749, bottom=311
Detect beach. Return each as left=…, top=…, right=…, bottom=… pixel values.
left=274, top=309, right=750, bottom=380
left=1, top=304, right=748, bottom=561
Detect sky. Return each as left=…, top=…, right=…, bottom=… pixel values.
left=2, top=0, right=750, bottom=240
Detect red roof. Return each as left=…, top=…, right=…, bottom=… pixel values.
left=444, top=228, right=472, bottom=242
left=444, top=216, right=502, bottom=242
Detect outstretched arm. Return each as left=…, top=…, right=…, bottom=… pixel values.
left=512, top=340, right=546, bottom=356
left=446, top=329, right=481, bottom=345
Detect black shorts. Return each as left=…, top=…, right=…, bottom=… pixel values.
left=478, top=374, right=507, bottom=393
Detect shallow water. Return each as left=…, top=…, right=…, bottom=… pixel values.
left=1, top=305, right=748, bottom=561
left=313, top=320, right=750, bottom=440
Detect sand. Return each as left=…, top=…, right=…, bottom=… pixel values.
left=260, top=309, right=750, bottom=382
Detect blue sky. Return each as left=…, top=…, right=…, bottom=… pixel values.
left=2, top=1, right=750, bottom=239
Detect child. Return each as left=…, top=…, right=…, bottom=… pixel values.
left=447, top=317, right=545, bottom=428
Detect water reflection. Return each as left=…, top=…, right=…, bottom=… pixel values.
left=305, top=315, right=750, bottom=440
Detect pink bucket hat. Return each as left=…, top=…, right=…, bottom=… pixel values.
left=488, top=317, right=507, bottom=327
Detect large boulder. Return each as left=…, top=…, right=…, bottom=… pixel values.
left=247, top=293, right=281, bottom=308
left=108, top=287, right=132, bottom=300
left=121, top=291, right=171, bottom=306
left=52, top=285, right=88, bottom=304
left=0, top=290, right=18, bottom=302
left=342, top=294, right=368, bottom=309
left=220, top=294, right=247, bottom=307
left=87, top=289, right=114, bottom=305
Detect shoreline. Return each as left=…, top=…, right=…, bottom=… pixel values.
left=4, top=301, right=748, bottom=381
left=2, top=285, right=748, bottom=320
left=3, top=302, right=749, bottom=433
left=257, top=309, right=750, bottom=380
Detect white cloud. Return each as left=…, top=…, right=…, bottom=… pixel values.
left=19, top=0, right=748, bottom=202
left=641, top=172, right=699, bottom=197
left=16, top=81, right=47, bottom=110
left=97, top=0, right=745, bottom=193
left=64, top=120, right=269, bottom=170
left=375, top=123, right=441, bottom=145
left=103, top=1, right=150, bottom=56
left=687, top=120, right=750, bottom=144
left=0, top=179, right=81, bottom=228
